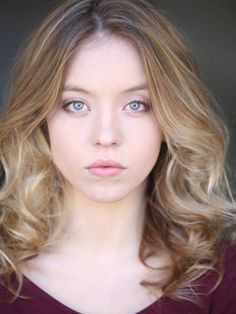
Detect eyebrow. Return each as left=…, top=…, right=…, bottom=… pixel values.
left=62, top=83, right=148, bottom=94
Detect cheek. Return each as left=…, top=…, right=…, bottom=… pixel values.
left=47, top=118, right=78, bottom=166
left=48, top=116, right=83, bottom=149
left=131, top=120, right=162, bottom=161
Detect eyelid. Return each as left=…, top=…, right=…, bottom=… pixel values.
left=62, top=99, right=89, bottom=112
left=62, top=98, right=84, bottom=106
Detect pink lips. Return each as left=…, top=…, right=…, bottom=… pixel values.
left=86, top=159, right=125, bottom=177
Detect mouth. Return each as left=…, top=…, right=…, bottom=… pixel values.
left=86, top=160, right=126, bottom=177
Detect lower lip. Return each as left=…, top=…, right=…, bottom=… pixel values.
left=88, top=167, right=124, bottom=177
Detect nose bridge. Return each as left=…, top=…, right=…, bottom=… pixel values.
left=93, top=103, right=121, bottom=146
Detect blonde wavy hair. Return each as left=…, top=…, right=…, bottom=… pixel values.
left=0, top=0, right=235, bottom=303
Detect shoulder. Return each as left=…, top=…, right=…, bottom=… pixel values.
left=215, top=241, right=236, bottom=294
left=216, top=240, right=236, bottom=291
left=0, top=281, right=14, bottom=313
left=160, top=241, right=236, bottom=314
left=0, top=276, right=59, bottom=314
left=204, top=240, right=236, bottom=313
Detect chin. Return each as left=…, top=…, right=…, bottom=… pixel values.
left=69, top=180, right=144, bottom=204
left=86, top=192, right=128, bottom=204
left=80, top=185, right=132, bottom=204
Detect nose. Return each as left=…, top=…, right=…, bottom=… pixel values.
left=92, top=108, right=122, bottom=147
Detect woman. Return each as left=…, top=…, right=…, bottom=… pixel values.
left=0, top=0, right=235, bottom=313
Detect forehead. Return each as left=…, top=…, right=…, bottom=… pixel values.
left=64, top=34, right=146, bottom=94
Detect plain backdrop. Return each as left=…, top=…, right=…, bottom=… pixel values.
left=0, top=0, right=235, bottom=190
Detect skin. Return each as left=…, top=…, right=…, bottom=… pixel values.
left=47, top=34, right=163, bottom=258
left=24, top=34, right=164, bottom=313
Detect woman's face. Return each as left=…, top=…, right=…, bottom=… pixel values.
left=47, top=35, right=162, bottom=203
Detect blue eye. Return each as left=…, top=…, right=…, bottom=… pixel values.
left=63, top=100, right=87, bottom=113
left=127, top=100, right=149, bottom=112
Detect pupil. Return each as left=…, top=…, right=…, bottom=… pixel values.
left=73, top=102, right=82, bottom=110
left=131, top=102, right=139, bottom=110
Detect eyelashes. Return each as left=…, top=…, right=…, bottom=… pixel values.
left=63, top=100, right=86, bottom=113
left=128, top=100, right=150, bottom=112
left=62, top=99, right=150, bottom=113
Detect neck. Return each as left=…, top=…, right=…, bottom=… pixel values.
left=58, top=183, right=147, bottom=260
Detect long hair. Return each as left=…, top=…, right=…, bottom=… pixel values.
left=0, top=0, right=235, bottom=302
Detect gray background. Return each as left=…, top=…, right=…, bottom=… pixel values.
left=0, top=0, right=235, bottom=190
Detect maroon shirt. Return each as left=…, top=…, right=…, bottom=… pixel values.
left=1, top=242, right=236, bottom=313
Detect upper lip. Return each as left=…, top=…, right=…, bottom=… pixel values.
left=87, top=159, right=125, bottom=169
